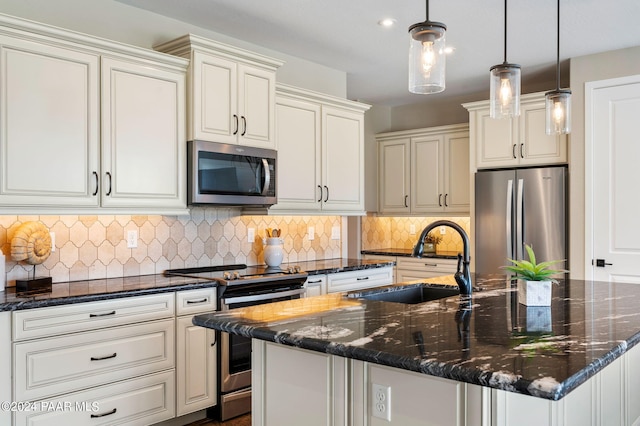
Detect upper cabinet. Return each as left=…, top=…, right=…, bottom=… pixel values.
left=464, top=92, right=567, bottom=169
left=154, top=35, right=283, bottom=150
left=268, top=84, right=370, bottom=215
left=0, top=14, right=189, bottom=214
left=377, top=124, right=470, bottom=215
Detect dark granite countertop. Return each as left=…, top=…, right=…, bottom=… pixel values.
left=361, top=248, right=460, bottom=259
left=193, top=274, right=640, bottom=401
left=0, top=258, right=393, bottom=311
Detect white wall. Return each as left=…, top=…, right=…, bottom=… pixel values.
left=0, top=0, right=347, bottom=98
left=569, top=46, right=640, bottom=279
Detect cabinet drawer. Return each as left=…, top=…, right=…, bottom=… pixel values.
left=14, top=319, right=175, bottom=401
left=176, top=287, right=217, bottom=316
left=14, top=370, right=175, bottom=426
left=327, top=267, right=393, bottom=293
left=397, top=257, right=457, bottom=273
left=13, top=293, right=174, bottom=341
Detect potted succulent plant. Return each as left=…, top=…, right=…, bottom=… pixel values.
left=423, top=232, right=443, bottom=253
left=502, top=244, right=568, bottom=306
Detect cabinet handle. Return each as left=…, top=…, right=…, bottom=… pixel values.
left=241, top=116, right=247, bottom=136
left=307, top=279, right=322, bottom=284
left=424, top=263, right=438, bottom=267
left=106, top=172, right=112, bottom=196
left=438, top=194, right=442, bottom=207
left=233, top=114, right=239, bottom=135
left=317, top=185, right=323, bottom=202
left=186, top=298, right=208, bottom=304
left=356, top=276, right=370, bottom=281
left=90, top=352, right=117, bottom=361
left=404, top=195, right=408, bottom=208
left=91, top=408, right=117, bottom=418
left=92, top=171, right=99, bottom=196
left=324, top=185, right=329, bottom=202
left=520, top=143, right=524, bottom=158
left=512, top=144, right=517, bottom=159
left=89, top=310, right=116, bottom=318
left=444, top=193, right=448, bottom=207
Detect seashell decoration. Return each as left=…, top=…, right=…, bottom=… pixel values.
left=11, top=221, right=52, bottom=265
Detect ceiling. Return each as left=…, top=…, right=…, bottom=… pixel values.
left=116, top=0, right=640, bottom=107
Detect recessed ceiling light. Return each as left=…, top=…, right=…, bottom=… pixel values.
left=378, top=18, right=396, bottom=27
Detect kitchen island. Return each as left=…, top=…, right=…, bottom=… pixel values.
left=193, top=274, right=640, bottom=425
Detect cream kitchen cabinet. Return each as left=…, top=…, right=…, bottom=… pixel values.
left=377, top=124, right=470, bottom=215
left=269, top=84, right=370, bottom=215
left=304, top=275, right=328, bottom=297
left=154, top=34, right=283, bottom=149
left=175, top=288, right=218, bottom=416
left=464, top=91, right=567, bottom=169
left=0, top=14, right=188, bottom=214
left=11, top=293, right=177, bottom=425
left=326, top=267, right=393, bottom=293
left=395, top=257, right=458, bottom=282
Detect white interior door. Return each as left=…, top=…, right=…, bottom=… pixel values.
left=586, top=75, right=640, bottom=283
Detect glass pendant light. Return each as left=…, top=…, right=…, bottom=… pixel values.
left=545, top=0, right=571, bottom=135
left=490, top=0, right=520, bottom=118
left=408, top=0, right=446, bottom=94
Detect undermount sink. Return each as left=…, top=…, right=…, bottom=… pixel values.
left=346, top=283, right=459, bottom=305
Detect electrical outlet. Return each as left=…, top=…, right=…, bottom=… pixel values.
left=127, top=230, right=138, bottom=248
left=331, top=226, right=340, bottom=240
left=248, top=228, right=255, bottom=243
left=308, top=226, right=315, bottom=240
left=372, top=383, right=391, bottom=421
left=49, top=232, right=55, bottom=252
left=409, top=224, right=416, bottom=235
left=440, top=226, right=446, bottom=235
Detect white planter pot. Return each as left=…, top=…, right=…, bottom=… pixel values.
left=518, top=280, right=552, bottom=306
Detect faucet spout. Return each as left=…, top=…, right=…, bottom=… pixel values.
left=412, top=220, right=472, bottom=295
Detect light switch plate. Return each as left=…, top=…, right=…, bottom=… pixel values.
left=49, top=232, right=55, bottom=252
left=248, top=228, right=255, bottom=243
left=440, top=226, right=446, bottom=235
left=331, top=226, right=340, bottom=240
left=127, top=230, right=138, bottom=248
left=308, top=226, right=315, bottom=240
left=409, top=224, right=416, bottom=235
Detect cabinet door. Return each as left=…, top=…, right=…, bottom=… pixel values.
left=191, top=51, right=237, bottom=144
left=443, top=131, right=470, bottom=213
left=475, top=108, right=518, bottom=169
left=0, top=36, right=99, bottom=207
left=379, top=138, right=410, bottom=214
left=176, top=315, right=217, bottom=416
left=411, top=135, right=443, bottom=213
left=519, top=101, right=567, bottom=166
left=321, top=106, right=364, bottom=211
left=304, top=275, right=327, bottom=297
left=101, top=57, right=186, bottom=209
left=271, top=96, right=322, bottom=211
left=238, top=63, right=276, bottom=149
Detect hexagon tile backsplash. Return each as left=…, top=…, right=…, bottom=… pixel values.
left=361, top=216, right=471, bottom=253
left=0, top=208, right=342, bottom=285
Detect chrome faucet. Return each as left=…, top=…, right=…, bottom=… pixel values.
left=412, top=220, right=472, bottom=295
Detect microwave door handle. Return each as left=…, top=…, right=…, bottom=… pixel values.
left=261, top=158, right=271, bottom=195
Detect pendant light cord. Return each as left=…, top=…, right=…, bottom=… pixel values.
left=425, top=0, right=430, bottom=21
left=503, top=0, right=508, bottom=63
left=556, top=0, right=561, bottom=90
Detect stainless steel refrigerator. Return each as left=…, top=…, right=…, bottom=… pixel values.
left=474, top=166, right=567, bottom=274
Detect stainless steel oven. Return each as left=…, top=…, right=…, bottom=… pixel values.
left=164, top=265, right=307, bottom=421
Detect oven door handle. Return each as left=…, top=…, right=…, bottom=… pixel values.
left=222, top=288, right=305, bottom=305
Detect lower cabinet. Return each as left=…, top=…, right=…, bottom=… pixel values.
left=326, top=267, right=394, bottom=293
left=304, top=275, right=327, bottom=297
left=396, top=257, right=457, bottom=282
left=9, top=288, right=219, bottom=425
left=175, top=288, right=218, bottom=416
left=253, top=340, right=640, bottom=426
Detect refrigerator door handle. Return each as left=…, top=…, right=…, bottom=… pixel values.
left=506, top=179, right=514, bottom=261
left=516, top=178, right=524, bottom=260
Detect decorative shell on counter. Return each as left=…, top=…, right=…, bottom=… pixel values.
left=11, top=221, right=52, bottom=265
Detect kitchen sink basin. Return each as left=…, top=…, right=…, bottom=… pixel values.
left=346, top=284, right=459, bottom=305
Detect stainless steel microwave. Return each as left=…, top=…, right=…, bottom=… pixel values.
left=188, top=140, right=277, bottom=206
